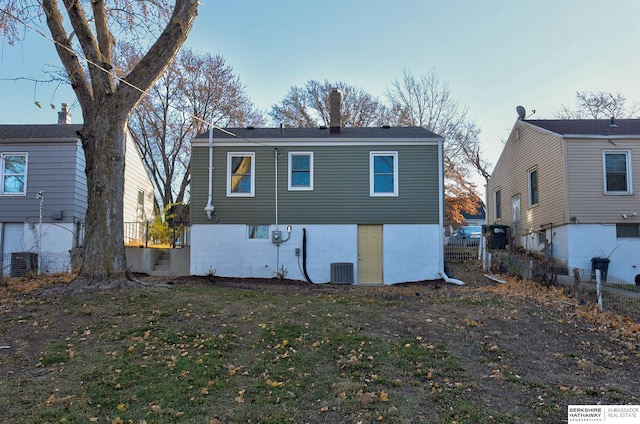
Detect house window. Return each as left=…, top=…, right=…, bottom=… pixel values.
left=616, top=223, right=640, bottom=238
left=603, top=150, right=632, bottom=194
left=494, top=189, right=502, bottom=220
left=528, top=168, right=539, bottom=206
left=1, top=153, right=27, bottom=195
left=227, top=153, right=255, bottom=197
left=288, top=152, right=313, bottom=190
left=248, top=225, right=269, bottom=239
left=370, top=152, right=398, bottom=196
left=137, top=189, right=145, bottom=207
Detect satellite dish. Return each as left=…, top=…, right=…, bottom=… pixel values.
left=516, top=105, right=526, bottom=120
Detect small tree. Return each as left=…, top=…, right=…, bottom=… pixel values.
left=556, top=91, right=640, bottom=119
left=386, top=69, right=486, bottom=226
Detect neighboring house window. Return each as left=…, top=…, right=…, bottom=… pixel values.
left=528, top=167, right=539, bottom=206
left=603, top=150, right=632, bottom=194
left=616, top=223, right=640, bottom=238
left=1, top=153, right=27, bottom=195
left=227, top=153, right=255, bottom=196
left=288, top=152, right=313, bottom=190
left=494, top=189, right=502, bottom=220
left=370, top=151, right=398, bottom=196
left=137, top=189, right=146, bottom=220
left=248, top=225, right=269, bottom=239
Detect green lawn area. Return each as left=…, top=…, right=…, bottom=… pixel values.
left=1, top=277, right=639, bottom=423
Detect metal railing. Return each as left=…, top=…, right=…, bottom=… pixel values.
left=124, top=221, right=190, bottom=248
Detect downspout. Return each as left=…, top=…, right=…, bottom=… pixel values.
left=274, top=148, right=279, bottom=230
left=204, top=125, right=215, bottom=219
left=437, top=137, right=465, bottom=285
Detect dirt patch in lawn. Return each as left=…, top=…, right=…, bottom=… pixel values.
left=1, top=261, right=639, bottom=423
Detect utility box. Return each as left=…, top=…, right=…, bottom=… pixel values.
left=10, top=252, right=38, bottom=277
left=591, top=257, right=610, bottom=282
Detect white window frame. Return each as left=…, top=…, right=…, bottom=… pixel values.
left=1, top=152, right=28, bottom=196
left=528, top=167, right=539, bottom=207
left=370, top=151, right=398, bottom=197
left=288, top=152, right=314, bottom=191
left=227, top=152, right=255, bottom=197
left=603, top=150, right=632, bottom=195
left=493, top=188, right=502, bottom=220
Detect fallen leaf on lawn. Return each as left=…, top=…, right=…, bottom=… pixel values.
left=117, top=403, right=126, bottom=411
left=320, top=406, right=329, bottom=412
left=357, top=390, right=377, bottom=404
left=379, top=391, right=389, bottom=402
left=464, top=318, right=483, bottom=327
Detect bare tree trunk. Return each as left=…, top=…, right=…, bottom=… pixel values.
left=68, top=111, right=134, bottom=291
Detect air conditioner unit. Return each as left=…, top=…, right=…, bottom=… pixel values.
left=330, top=262, right=353, bottom=284
left=10, top=252, right=38, bottom=277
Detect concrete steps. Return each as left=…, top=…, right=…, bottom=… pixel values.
left=150, top=250, right=171, bottom=277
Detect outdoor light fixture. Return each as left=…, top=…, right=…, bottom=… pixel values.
left=622, top=213, right=637, bottom=219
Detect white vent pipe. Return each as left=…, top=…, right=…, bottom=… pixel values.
left=204, top=124, right=215, bottom=219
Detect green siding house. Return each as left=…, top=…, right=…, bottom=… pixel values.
left=190, top=91, right=455, bottom=285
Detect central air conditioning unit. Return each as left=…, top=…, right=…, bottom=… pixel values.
left=330, top=262, right=354, bottom=284
left=10, top=252, right=38, bottom=277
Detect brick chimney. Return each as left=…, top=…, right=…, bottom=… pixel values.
left=329, top=88, right=341, bottom=134
left=57, top=103, right=72, bottom=124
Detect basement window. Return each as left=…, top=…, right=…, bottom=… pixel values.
left=616, top=223, right=640, bottom=238
left=248, top=225, right=269, bottom=239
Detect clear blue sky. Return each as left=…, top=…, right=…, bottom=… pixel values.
left=2, top=0, right=640, bottom=173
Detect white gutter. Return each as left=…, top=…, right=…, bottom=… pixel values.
left=437, top=137, right=465, bottom=285
left=204, top=124, right=215, bottom=219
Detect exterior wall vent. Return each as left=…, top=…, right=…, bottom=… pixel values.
left=330, top=262, right=353, bottom=284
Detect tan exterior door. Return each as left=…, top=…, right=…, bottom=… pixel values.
left=358, top=224, right=383, bottom=285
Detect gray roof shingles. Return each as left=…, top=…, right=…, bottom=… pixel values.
left=525, top=119, right=640, bottom=136
left=0, top=124, right=82, bottom=140
left=195, top=126, right=442, bottom=140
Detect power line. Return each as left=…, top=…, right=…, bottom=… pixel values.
left=0, top=6, right=276, bottom=147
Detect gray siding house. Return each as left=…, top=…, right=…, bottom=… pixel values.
left=0, top=105, right=155, bottom=275
left=190, top=91, right=455, bottom=285
left=487, top=111, right=640, bottom=285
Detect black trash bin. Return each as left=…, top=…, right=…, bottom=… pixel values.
left=591, top=257, right=610, bottom=282
left=483, top=224, right=509, bottom=249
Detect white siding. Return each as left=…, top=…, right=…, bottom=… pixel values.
left=564, top=224, right=640, bottom=285
left=190, top=223, right=442, bottom=284
left=123, top=134, right=155, bottom=223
